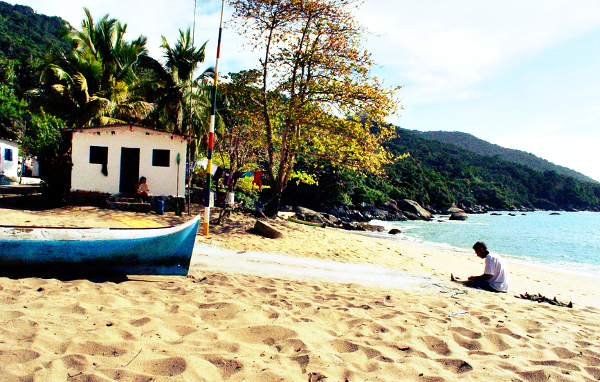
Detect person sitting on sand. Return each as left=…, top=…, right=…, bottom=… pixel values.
left=451, top=241, right=509, bottom=293
left=135, top=176, right=150, bottom=202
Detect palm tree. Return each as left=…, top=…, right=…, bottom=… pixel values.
left=29, top=8, right=152, bottom=126
left=137, top=28, right=207, bottom=134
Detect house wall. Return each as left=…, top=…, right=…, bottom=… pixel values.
left=71, top=126, right=187, bottom=197
left=0, top=139, right=19, bottom=178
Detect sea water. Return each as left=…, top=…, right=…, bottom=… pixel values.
left=369, top=211, right=600, bottom=278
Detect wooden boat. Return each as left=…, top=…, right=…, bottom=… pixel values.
left=0, top=215, right=200, bottom=277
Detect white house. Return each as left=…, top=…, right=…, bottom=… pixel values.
left=0, top=138, right=19, bottom=180
left=69, top=125, right=187, bottom=197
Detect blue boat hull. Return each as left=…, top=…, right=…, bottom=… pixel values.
left=0, top=215, right=200, bottom=277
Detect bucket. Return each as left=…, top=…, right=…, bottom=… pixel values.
left=225, top=192, right=235, bottom=206
left=155, top=199, right=165, bottom=215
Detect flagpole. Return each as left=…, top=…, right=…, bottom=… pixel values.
left=203, top=0, right=225, bottom=235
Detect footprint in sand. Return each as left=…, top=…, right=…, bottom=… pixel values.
left=0, top=349, right=40, bottom=364
left=129, top=317, right=152, bottom=327
left=421, top=335, right=451, bottom=356
left=585, top=367, right=600, bottom=379
left=483, top=333, right=514, bottom=352
left=101, top=369, right=156, bottom=381
left=59, top=354, right=88, bottom=371
left=330, top=339, right=359, bottom=353
left=451, top=333, right=482, bottom=351
left=2, top=310, right=25, bottom=319
left=449, top=326, right=482, bottom=340
left=227, top=325, right=297, bottom=345
left=141, top=356, right=187, bottom=377
left=435, top=358, right=473, bottom=374
left=197, top=302, right=243, bottom=321
left=69, top=341, right=130, bottom=357
left=492, top=326, right=523, bottom=340
left=201, top=354, right=244, bottom=379
left=518, top=370, right=549, bottom=382
left=275, top=338, right=308, bottom=355
left=529, top=359, right=580, bottom=372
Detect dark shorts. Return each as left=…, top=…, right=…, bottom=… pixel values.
left=465, top=279, right=502, bottom=293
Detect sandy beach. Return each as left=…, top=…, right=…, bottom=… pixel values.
left=1, top=205, right=599, bottom=381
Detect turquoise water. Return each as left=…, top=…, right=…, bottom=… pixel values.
left=370, top=211, right=600, bottom=277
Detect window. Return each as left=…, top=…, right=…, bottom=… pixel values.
left=89, top=146, right=108, bottom=164
left=89, top=146, right=108, bottom=176
left=152, top=149, right=170, bottom=167
left=4, top=148, right=13, bottom=161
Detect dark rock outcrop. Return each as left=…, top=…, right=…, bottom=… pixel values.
left=449, top=212, right=468, bottom=221
left=397, top=199, right=432, bottom=221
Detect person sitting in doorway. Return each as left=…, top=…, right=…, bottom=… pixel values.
left=135, top=176, right=150, bottom=202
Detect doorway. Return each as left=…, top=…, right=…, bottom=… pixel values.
left=119, top=147, right=140, bottom=194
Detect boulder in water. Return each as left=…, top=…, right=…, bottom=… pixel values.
left=449, top=212, right=468, bottom=221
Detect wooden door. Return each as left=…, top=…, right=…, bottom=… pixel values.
left=119, top=147, right=140, bottom=194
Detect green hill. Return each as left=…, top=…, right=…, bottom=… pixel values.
left=0, top=1, right=72, bottom=94
left=287, top=127, right=600, bottom=212
left=378, top=127, right=600, bottom=211
left=415, top=130, right=597, bottom=184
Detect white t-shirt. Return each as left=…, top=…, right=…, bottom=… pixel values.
left=484, top=253, right=509, bottom=292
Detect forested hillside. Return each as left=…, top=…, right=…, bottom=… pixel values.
left=0, top=1, right=71, bottom=143
left=0, top=2, right=72, bottom=94
left=380, top=128, right=600, bottom=211
left=416, top=130, right=597, bottom=184
left=285, top=127, right=600, bottom=212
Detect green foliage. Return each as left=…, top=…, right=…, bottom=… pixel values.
left=0, top=56, right=16, bottom=96
left=230, top=0, right=400, bottom=214
left=0, top=2, right=72, bottom=96
left=29, top=8, right=151, bottom=126
left=0, top=91, right=27, bottom=140
left=351, top=185, right=387, bottom=206
left=1, top=1, right=597, bottom=213
left=289, top=171, right=318, bottom=186
left=418, top=131, right=597, bottom=184
left=282, top=126, right=600, bottom=211
left=234, top=189, right=259, bottom=210
left=212, top=70, right=264, bottom=174
left=21, top=111, right=63, bottom=158
left=379, top=128, right=600, bottom=211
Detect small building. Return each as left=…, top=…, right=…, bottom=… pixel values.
left=0, top=138, right=19, bottom=182
left=68, top=125, right=187, bottom=198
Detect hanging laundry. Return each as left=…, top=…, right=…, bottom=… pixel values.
left=252, top=170, right=263, bottom=191
left=196, top=158, right=208, bottom=170
left=222, top=169, right=233, bottom=186
left=213, top=167, right=224, bottom=182
left=198, top=158, right=218, bottom=176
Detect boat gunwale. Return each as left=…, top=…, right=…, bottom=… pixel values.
left=0, top=214, right=201, bottom=231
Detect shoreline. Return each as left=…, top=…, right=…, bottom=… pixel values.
left=357, top=229, right=600, bottom=280
left=366, top=210, right=600, bottom=280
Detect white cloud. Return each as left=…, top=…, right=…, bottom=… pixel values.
left=356, top=0, right=600, bottom=104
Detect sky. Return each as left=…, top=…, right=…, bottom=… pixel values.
left=7, top=0, right=600, bottom=182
